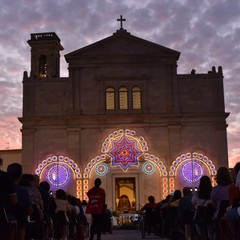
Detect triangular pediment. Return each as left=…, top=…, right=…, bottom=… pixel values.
left=65, top=29, right=180, bottom=62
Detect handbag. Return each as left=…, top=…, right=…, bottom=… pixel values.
left=0, top=207, right=9, bottom=225
left=1, top=207, right=16, bottom=224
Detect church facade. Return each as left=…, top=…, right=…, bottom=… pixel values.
left=20, top=24, right=229, bottom=211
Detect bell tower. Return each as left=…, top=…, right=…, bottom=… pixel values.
left=27, top=32, right=64, bottom=78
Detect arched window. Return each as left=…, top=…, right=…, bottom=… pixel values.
left=106, top=87, right=115, bottom=110
left=132, top=87, right=142, bottom=109
left=119, top=87, right=128, bottom=109
left=39, top=55, right=47, bottom=78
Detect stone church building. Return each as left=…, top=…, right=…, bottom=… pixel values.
left=20, top=21, right=229, bottom=211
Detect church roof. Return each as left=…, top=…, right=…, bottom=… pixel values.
left=65, top=28, right=180, bottom=62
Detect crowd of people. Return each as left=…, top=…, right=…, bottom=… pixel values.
left=0, top=163, right=109, bottom=240
left=140, top=164, right=240, bottom=240
left=2, top=162, right=240, bottom=240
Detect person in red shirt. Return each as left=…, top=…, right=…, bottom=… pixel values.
left=141, top=195, right=160, bottom=235
left=86, top=178, right=106, bottom=240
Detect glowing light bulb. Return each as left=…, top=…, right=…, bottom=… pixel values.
left=52, top=172, right=57, bottom=181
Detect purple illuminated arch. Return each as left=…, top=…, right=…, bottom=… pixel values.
left=35, top=155, right=81, bottom=191
left=168, top=152, right=217, bottom=194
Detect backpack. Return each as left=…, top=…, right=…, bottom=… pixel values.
left=180, top=208, right=195, bottom=224
left=194, top=202, right=215, bottom=224
left=30, top=203, right=43, bottom=223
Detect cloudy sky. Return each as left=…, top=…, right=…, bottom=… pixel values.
left=0, top=0, right=239, bottom=167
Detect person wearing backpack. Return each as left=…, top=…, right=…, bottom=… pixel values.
left=178, top=187, right=194, bottom=240
left=192, top=175, right=214, bottom=240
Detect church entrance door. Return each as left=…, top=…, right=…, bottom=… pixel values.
left=115, top=177, right=136, bottom=213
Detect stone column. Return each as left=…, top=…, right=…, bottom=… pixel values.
left=22, top=128, right=35, bottom=173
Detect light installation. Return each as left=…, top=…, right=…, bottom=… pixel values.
left=102, top=129, right=147, bottom=171
left=181, top=161, right=203, bottom=182
left=142, top=162, right=155, bottom=175
left=108, top=136, right=141, bottom=171
left=82, top=129, right=168, bottom=200
left=83, top=154, right=106, bottom=178
left=168, top=152, right=217, bottom=194
left=47, top=164, right=69, bottom=186
left=101, top=129, right=148, bottom=154
left=143, top=153, right=168, bottom=198
left=35, top=155, right=82, bottom=198
left=96, top=163, right=108, bottom=176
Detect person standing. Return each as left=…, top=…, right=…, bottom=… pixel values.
left=7, top=163, right=33, bottom=240
left=54, top=189, right=69, bottom=240
left=211, top=167, right=232, bottom=240
left=86, top=178, right=106, bottom=240
left=141, top=195, right=159, bottom=235
left=178, top=187, right=194, bottom=240
left=0, top=169, right=17, bottom=240
left=192, top=176, right=214, bottom=240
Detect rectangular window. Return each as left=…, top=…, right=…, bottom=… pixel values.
left=132, top=87, right=141, bottom=109
left=106, top=88, right=115, bottom=110
left=132, top=92, right=141, bottom=109
left=119, top=91, right=128, bottom=109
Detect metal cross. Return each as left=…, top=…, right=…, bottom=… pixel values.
left=117, top=15, right=126, bottom=30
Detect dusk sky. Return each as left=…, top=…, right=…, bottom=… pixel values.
left=0, top=0, right=240, bottom=167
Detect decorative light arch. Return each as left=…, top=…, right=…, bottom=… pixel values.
left=82, top=154, right=106, bottom=200
left=102, top=129, right=147, bottom=171
left=169, top=152, right=217, bottom=194
left=35, top=155, right=82, bottom=198
left=83, top=129, right=168, bottom=200
left=144, top=153, right=168, bottom=199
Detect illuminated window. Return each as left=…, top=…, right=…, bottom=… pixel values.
left=39, top=55, right=47, bottom=78
left=132, top=87, right=141, bottom=109
left=119, top=87, right=128, bottom=109
left=106, top=87, right=115, bottom=110
left=106, top=86, right=141, bottom=111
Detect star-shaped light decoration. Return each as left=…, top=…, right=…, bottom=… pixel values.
left=108, top=136, right=142, bottom=171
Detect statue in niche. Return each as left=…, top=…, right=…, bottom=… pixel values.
left=118, top=194, right=131, bottom=213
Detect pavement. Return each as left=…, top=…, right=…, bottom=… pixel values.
left=89, top=229, right=170, bottom=240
